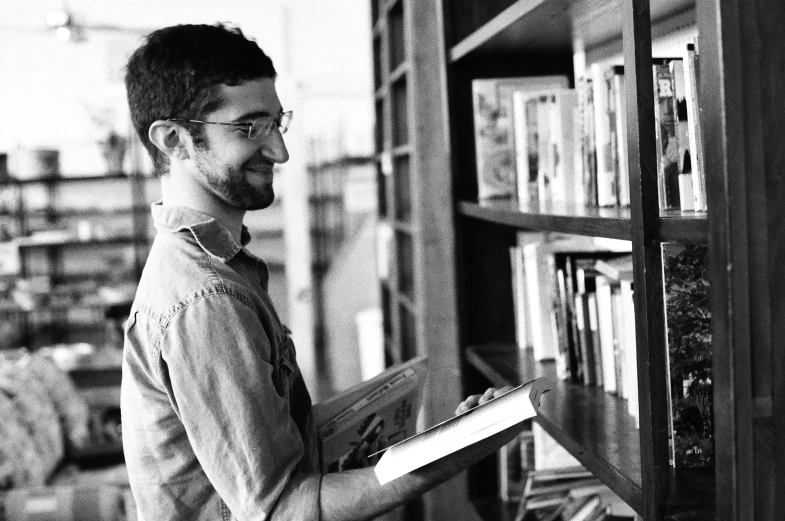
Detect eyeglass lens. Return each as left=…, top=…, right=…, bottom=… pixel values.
left=248, top=112, right=292, bottom=140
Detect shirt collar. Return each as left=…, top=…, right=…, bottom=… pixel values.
left=151, top=201, right=251, bottom=262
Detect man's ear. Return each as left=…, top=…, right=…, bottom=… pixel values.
left=148, top=121, right=191, bottom=160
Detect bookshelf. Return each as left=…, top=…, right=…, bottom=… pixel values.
left=0, top=172, right=156, bottom=349
left=371, top=0, right=784, bottom=520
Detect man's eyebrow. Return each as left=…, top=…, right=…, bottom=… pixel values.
left=232, top=108, right=283, bottom=122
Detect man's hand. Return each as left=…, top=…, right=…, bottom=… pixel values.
left=454, top=386, right=513, bottom=415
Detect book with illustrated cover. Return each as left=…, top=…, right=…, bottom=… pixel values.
left=663, top=244, right=713, bottom=468
left=653, top=59, right=682, bottom=210
left=472, top=76, right=568, bottom=201
left=313, top=356, right=427, bottom=473
left=373, top=377, right=552, bottom=485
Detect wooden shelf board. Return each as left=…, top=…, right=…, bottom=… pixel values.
left=459, top=199, right=632, bottom=240
left=466, top=344, right=643, bottom=513
left=450, top=0, right=694, bottom=61
left=466, top=344, right=716, bottom=518
left=656, top=211, right=708, bottom=244
left=458, top=200, right=708, bottom=243
left=450, top=0, right=572, bottom=61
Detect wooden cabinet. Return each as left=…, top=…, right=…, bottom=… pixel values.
left=371, top=0, right=784, bottom=519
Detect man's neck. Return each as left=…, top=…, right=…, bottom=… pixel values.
left=160, top=172, right=246, bottom=243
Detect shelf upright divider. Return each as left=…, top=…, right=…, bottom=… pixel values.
left=621, top=0, right=670, bottom=519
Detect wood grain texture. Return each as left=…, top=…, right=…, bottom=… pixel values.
left=621, top=0, right=671, bottom=519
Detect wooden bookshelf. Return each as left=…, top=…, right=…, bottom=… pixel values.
left=371, top=0, right=785, bottom=519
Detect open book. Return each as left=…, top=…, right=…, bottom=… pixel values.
left=312, top=356, right=428, bottom=473
left=373, top=377, right=552, bottom=485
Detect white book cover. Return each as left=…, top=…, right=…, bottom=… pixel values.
left=510, top=245, right=528, bottom=351
left=523, top=242, right=558, bottom=362
left=620, top=280, right=639, bottom=427
left=594, top=275, right=617, bottom=394
left=550, top=90, right=579, bottom=206
left=374, top=378, right=552, bottom=485
left=590, top=63, right=616, bottom=207
left=683, top=43, right=706, bottom=211
left=536, top=94, right=553, bottom=206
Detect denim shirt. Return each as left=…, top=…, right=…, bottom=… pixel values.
left=121, top=203, right=321, bottom=521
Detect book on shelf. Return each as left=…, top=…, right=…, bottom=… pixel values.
left=590, top=63, right=617, bottom=208
left=513, top=89, right=580, bottom=208
left=512, top=234, right=631, bottom=383
left=653, top=58, right=682, bottom=211
left=472, top=76, right=569, bottom=201
left=312, top=356, right=427, bottom=473
left=578, top=75, right=598, bottom=207
left=662, top=244, right=713, bottom=468
left=670, top=58, right=695, bottom=212
left=607, top=66, right=629, bottom=208
left=498, top=423, right=535, bottom=503
left=373, top=377, right=552, bottom=485
left=683, top=41, right=707, bottom=211
left=515, top=465, right=609, bottom=521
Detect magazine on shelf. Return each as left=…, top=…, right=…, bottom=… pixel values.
left=312, top=356, right=428, bottom=473
left=373, top=377, right=552, bottom=485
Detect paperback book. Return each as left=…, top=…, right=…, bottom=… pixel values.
left=472, top=76, right=568, bottom=201
left=313, top=356, right=427, bottom=473
left=373, top=377, right=552, bottom=485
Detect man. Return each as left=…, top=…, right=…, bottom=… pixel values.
left=122, top=23, right=513, bottom=521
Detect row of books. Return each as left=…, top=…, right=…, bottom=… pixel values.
left=510, top=233, right=640, bottom=426
left=497, top=424, right=637, bottom=520
left=472, top=41, right=706, bottom=213
left=510, top=234, right=714, bottom=468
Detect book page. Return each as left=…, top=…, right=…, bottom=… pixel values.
left=374, top=377, right=551, bottom=485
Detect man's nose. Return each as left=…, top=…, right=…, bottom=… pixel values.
left=263, top=127, right=289, bottom=164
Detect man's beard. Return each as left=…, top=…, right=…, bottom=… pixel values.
left=193, top=148, right=275, bottom=211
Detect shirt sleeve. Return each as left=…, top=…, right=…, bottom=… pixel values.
left=161, top=289, right=321, bottom=521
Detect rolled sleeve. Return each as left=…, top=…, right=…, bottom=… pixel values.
left=162, top=289, right=319, bottom=520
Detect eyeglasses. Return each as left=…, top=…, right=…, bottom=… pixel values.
left=167, top=110, right=293, bottom=140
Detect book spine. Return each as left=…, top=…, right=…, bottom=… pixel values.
left=575, top=292, right=597, bottom=386
left=653, top=61, right=681, bottom=210
left=591, top=63, right=617, bottom=207
left=611, top=66, right=630, bottom=207
left=620, top=280, right=639, bottom=427
left=594, top=275, right=617, bottom=394
left=511, top=244, right=528, bottom=350
left=684, top=43, right=707, bottom=211
left=550, top=256, right=571, bottom=380
left=513, top=91, right=532, bottom=208
left=523, top=242, right=557, bottom=361
left=525, top=97, right=542, bottom=206
left=670, top=59, right=695, bottom=212
left=586, top=292, right=604, bottom=388
left=580, top=76, right=598, bottom=207
left=563, top=256, right=583, bottom=384
left=610, top=284, right=626, bottom=399
left=537, top=95, right=553, bottom=206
